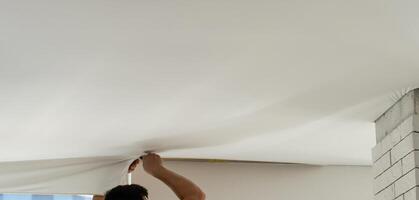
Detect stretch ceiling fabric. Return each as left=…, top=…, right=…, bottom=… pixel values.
left=0, top=157, right=133, bottom=194
left=1, top=0, right=419, bottom=193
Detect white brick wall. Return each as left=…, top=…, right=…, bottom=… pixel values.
left=375, top=184, right=395, bottom=200
left=374, top=152, right=392, bottom=177
left=394, top=169, right=418, bottom=197
left=374, top=161, right=402, bottom=194
left=402, top=152, right=418, bottom=174
left=373, top=118, right=419, bottom=199
left=372, top=116, right=417, bottom=162
left=375, top=90, right=415, bottom=142
left=373, top=137, right=418, bottom=199
left=404, top=187, right=419, bottom=200
left=373, top=89, right=419, bottom=200
left=391, top=133, right=418, bottom=163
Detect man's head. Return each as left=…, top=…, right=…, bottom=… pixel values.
left=105, top=184, right=148, bottom=200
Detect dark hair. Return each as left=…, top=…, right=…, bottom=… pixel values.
left=105, top=184, right=148, bottom=200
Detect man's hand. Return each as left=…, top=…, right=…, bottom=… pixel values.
left=141, top=153, right=164, bottom=176
left=128, top=159, right=140, bottom=173
left=141, top=153, right=205, bottom=200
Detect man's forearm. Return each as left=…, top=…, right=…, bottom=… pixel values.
left=152, top=167, right=205, bottom=200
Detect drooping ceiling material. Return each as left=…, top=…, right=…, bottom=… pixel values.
left=1, top=0, right=419, bottom=193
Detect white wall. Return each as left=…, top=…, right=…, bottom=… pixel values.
left=133, top=161, right=373, bottom=200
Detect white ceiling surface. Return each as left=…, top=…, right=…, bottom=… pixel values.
left=1, top=0, right=419, bottom=166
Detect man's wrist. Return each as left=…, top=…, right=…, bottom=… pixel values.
left=150, top=166, right=167, bottom=177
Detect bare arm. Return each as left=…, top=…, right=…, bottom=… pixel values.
left=142, top=153, right=205, bottom=200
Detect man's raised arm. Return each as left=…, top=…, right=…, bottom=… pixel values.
left=142, top=153, right=206, bottom=200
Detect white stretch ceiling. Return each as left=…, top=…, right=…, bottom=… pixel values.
left=1, top=0, right=419, bottom=166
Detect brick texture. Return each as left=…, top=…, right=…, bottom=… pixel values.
left=373, top=89, right=419, bottom=200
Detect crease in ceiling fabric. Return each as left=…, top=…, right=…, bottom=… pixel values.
left=0, top=157, right=134, bottom=195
